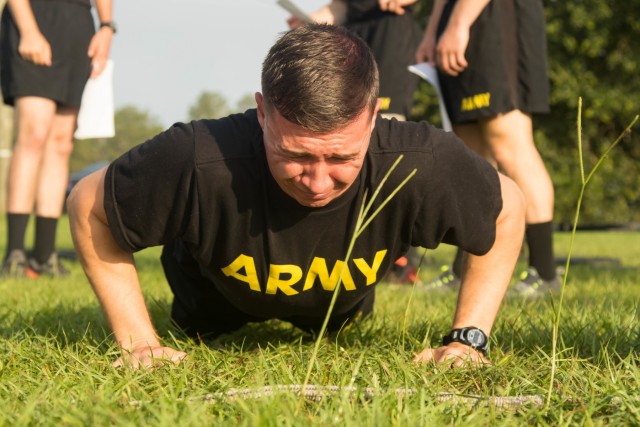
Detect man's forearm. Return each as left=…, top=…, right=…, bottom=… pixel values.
left=452, top=173, right=525, bottom=335
left=68, top=171, right=160, bottom=351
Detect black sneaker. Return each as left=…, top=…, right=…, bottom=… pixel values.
left=510, top=267, right=561, bottom=297
left=1, top=249, right=40, bottom=278
left=423, top=265, right=460, bottom=291
left=28, top=252, right=70, bottom=277
left=386, top=256, right=422, bottom=285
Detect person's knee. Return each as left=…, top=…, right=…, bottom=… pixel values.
left=47, top=128, right=75, bottom=157
left=482, top=112, right=534, bottom=168
left=17, top=122, right=49, bottom=151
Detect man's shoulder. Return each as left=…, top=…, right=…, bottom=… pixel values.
left=190, top=109, right=263, bottom=163
left=369, top=117, right=459, bottom=155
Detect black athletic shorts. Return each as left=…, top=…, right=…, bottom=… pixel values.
left=161, top=240, right=375, bottom=340
left=346, top=9, right=422, bottom=118
left=437, top=0, right=550, bottom=124
left=0, top=0, right=94, bottom=108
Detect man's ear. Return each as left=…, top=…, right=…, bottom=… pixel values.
left=255, top=92, right=265, bottom=129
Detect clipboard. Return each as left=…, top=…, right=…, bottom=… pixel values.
left=408, top=62, right=452, bottom=132
left=276, top=0, right=312, bottom=23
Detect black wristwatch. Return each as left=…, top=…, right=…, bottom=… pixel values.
left=442, top=327, right=489, bottom=355
left=100, top=21, right=117, bottom=34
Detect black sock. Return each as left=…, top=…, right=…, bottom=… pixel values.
left=526, top=221, right=556, bottom=280
left=6, top=213, right=30, bottom=255
left=33, top=216, right=59, bottom=264
left=452, top=248, right=465, bottom=277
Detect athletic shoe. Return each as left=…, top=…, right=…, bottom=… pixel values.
left=1, top=249, right=40, bottom=279
left=386, top=256, right=422, bottom=285
left=28, top=252, right=70, bottom=277
left=510, top=267, right=561, bottom=297
left=423, top=265, right=460, bottom=291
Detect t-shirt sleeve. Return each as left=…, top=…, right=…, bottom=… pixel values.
left=103, top=122, right=200, bottom=253
left=416, top=131, right=503, bottom=255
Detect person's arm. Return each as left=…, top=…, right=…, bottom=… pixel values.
left=416, top=0, right=490, bottom=76
left=287, top=0, right=347, bottom=28
left=7, top=0, right=51, bottom=66
left=67, top=168, right=187, bottom=368
left=377, top=0, right=417, bottom=16
left=415, top=0, right=446, bottom=64
left=414, top=173, right=525, bottom=366
left=87, top=0, right=114, bottom=78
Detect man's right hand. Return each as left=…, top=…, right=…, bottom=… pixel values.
left=113, top=345, right=188, bottom=369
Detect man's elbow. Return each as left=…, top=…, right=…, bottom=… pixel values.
left=66, top=169, right=106, bottom=232
left=497, top=173, right=526, bottom=234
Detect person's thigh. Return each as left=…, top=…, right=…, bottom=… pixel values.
left=452, top=122, right=496, bottom=167
left=479, top=110, right=554, bottom=221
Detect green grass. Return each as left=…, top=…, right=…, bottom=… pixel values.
left=1, top=216, right=639, bottom=425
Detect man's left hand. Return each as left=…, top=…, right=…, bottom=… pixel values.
left=413, top=342, right=489, bottom=367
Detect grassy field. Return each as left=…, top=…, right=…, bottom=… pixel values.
left=1, top=216, right=639, bottom=425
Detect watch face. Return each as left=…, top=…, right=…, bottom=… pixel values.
left=465, top=328, right=487, bottom=347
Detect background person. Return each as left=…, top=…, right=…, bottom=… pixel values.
left=416, top=0, right=558, bottom=296
left=67, top=24, right=525, bottom=369
left=0, top=0, right=114, bottom=277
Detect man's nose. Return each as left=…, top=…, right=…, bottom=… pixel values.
left=302, top=162, right=332, bottom=193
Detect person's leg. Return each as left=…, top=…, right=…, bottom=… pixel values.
left=479, top=110, right=553, bottom=223
left=6, top=97, right=57, bottom=215
left=479, top=110, right=556, bottom=281
left=2, top=97, right=56, bottom=275
left=30, top=106, right=78, bottom=272
left=452, top=122, right=497, bottom=168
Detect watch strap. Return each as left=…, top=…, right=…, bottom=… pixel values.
left=442, top=327, right=489, bottom=355
left=100, top=21, right=117, bottom=34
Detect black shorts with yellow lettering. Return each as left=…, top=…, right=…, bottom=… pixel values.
left=346, top=9, right=422, bottom=118
left=437, top=0, right=550, bottom=124
left=0, top=0, right=94, bottom=108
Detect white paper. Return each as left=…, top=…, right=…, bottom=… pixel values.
left=408, top=62, right=452, bottom=132
left=75, top=59, right=115, bottom=139
left=276, top=0, right=312, bottom=23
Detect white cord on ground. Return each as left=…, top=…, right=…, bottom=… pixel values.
left=129, top=384, right=546, bottom=409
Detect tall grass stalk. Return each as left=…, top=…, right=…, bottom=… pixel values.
left=297, top=155, right=416, bottom=411
left=546, top=97, right=639, bottom=410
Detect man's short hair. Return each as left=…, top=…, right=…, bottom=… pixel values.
left=261, top=23, right=379, bottom=133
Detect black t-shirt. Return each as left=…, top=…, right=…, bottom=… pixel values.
left=104, top=110, right=501, bottom=319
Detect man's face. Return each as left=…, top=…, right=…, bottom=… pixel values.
left=256, top=93, right=380, bottom=208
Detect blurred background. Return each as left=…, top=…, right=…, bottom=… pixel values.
left=0, top=0, right=638, bottom=227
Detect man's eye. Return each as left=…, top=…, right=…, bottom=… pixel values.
left=329, top=156, right=353, bottom=163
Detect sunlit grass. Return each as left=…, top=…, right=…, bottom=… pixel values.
left=1, top=215, right=639, bottom=424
